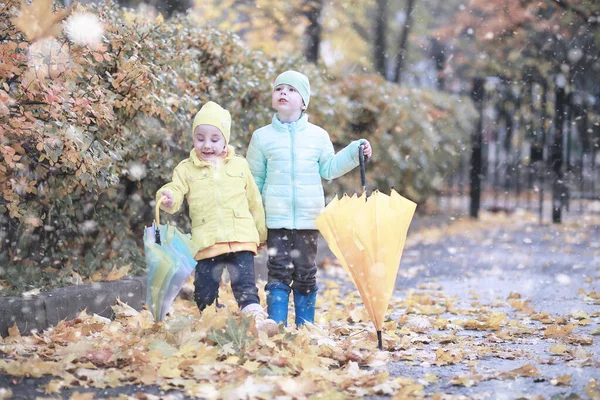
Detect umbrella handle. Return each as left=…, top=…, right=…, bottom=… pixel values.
left=156, top=196, right=165, bottom=226
left=154, top=196, right=166, bottom=245
left=359, top=143, right=369, bottom=192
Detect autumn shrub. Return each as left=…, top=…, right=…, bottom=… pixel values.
left=327, top=75, right=478, bottom=200
left=0, top=0, right=475, bottom=295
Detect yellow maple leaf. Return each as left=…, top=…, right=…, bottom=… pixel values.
left=105, top=265, right=131, bottom=281
left=43, top=379, right=65, bottom=394
left=157, top=357, right=182, bottom=378
left=435, top=347, right=464, bottom=365
left=449, top=375, right=479, bottom=387
left=8, top=324, right=20, bottom=338
left=551, top=374, right=572, bottom=386
left=498, top=363, right=540, bottom=379
left=585, top=379, right=600, bottom=400
left=549, top=344, right=569, bottom=355
left=12, top=0, right=76, bottom=42
left=544, top=323, right=577, bottom=338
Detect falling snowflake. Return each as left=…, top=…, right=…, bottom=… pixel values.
left=127, top=162, right=147, bottom=181
left=65, top=13, right=104, bottom=46
left=555, top=273, right=571, bottom=285
left=567, top=48, right=583, bottom=63
left=79, top=220, right=98, bottom=235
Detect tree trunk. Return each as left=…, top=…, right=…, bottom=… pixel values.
left=304, top=0, right=324, bottom=64
left=373, top=0, right=387, bottom=77
left=430, top=38, right=446, bottom=90
left=393, top=0, right=416, bottom=84
left=470, top=77, right=485, bottom=219
left=551, top=84, right=567, bottom=223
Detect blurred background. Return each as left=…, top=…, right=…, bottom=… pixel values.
left=1, top=0, right=599, bottom=294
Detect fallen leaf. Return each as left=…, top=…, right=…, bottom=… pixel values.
left=43, top=379, right=65, bottom=394
left=585, top=379, right=600, bottom=400
left=550, top=375, right=571, bottom=386
left=498, top=363, right=540, bottom=379
left=567, top=334, right=593, bottom=346
left=435, top=347, right=464, bottom=365
left=450, top=374, right=480, bottom=387
left=8, top=324, right=20, bottom=338
left=549, top=344, right=568, bottom=355
left=544, top=324, right=577, bottom=338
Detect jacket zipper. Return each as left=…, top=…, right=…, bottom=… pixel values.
left=214, top=164, right=224, bottom=241
left=290, top=123, right=296, bottom=229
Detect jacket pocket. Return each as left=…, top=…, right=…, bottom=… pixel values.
left=232, top=209, right=253, bottom=220
left=187, top=172, right=209, bottom=183
left=226, top=170, right=246, bottom=179
left=232, top=209, right=258, bottom=242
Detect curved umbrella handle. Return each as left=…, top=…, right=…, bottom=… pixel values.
left=156, top=196, right=165, bottom=226
left=154, top=196, right=166, bottom=245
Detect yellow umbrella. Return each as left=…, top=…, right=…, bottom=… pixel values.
left=315, top=149, right=416, bottom=349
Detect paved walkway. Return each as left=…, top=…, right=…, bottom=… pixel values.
left=374, top=211, right=599, bottom=398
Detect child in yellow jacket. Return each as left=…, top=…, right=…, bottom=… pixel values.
left=157, top=101, right=276, bottom=333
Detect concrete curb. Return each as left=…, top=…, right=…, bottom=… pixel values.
left=0, top=276, right=146, bottom=337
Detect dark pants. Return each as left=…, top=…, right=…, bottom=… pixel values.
left=266, top=229, right=318, bottom=294
left=194, top=251, right=259, bottom=312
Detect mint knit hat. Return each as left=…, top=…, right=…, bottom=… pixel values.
left=273, top=70, right=311, bottom=109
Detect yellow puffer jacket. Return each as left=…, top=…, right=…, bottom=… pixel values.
left=156, top=146, right=267, bottom=253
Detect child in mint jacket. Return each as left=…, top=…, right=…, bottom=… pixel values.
left=157, top=101, right=276, bottom=334
left=246, top=71, right=373, bottom=326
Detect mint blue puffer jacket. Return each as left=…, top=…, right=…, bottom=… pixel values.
left=246, top=113, right=364, bottom=230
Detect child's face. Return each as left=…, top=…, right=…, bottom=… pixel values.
left=272, top=84, right=304, bottom=114
left=193, top=125, right=227, bottom=161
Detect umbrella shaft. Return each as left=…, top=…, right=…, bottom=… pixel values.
left=359, top=145, right=367, bottom=190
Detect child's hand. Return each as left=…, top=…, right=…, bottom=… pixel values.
left=361, top=140, right=373, bottom=159
left=160, top=191, right=174, bottom=208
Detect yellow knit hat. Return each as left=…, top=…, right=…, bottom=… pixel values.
left=192, top=101, right=231, bottom=144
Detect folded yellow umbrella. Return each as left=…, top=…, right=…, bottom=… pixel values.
left=315, top=147, right=416, bottom=350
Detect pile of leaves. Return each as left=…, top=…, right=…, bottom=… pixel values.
left=0, top=0, right=475, bottom=295
left=1, top=213, right=599, bottom=399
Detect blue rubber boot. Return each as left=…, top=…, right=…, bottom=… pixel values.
left=293, top=289, right=317, bottom=326
left=266, top=282, right=291, bottom=326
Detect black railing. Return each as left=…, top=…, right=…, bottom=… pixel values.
left=439, top=76, right=600, bottom=223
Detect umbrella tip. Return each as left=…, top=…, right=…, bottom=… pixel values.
left=377, top=330, right=383, bottom=350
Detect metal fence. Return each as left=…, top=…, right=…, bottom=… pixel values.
left=437, top=77, right=600, bottom=223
